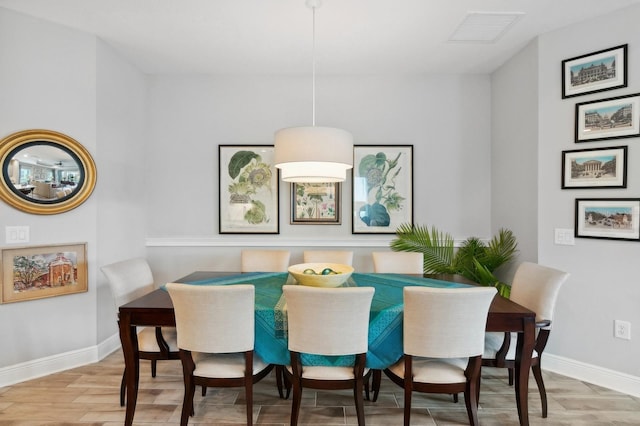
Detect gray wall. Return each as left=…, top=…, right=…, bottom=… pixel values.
left=492, top=5, right=640, bottom=379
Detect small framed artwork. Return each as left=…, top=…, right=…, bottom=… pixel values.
left=219, top=145, right=279, bottom=234
left=575, top=198, right=640, bottom=241
left=562, top=44, right=627, bottom=99
left=352, top=145, right=413, bottom=234
left=291, top=182, right=340, bottom=224
left=562, top=146, right=627, bottom=189
left=1, top=242, right=88, bottom=304
left=575, top=93, right=640, bottom=142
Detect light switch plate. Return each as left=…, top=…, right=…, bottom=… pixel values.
left=554, top=228, right=575, bottom=245
left=5, top=226, right=30, bottom=244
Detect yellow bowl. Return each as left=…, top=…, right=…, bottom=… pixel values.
left=288, top=263, right=354, bottom=288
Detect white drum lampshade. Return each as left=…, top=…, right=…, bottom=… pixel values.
left=274, top=126, right=353, bottom=183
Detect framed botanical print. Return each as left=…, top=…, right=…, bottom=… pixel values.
left=291, top=182, right=340, bottom=224
left=218, top=145, right=279, bottom=234
left=352, top=145, right=413, bottom=234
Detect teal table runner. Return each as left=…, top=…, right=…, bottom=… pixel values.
left=170, top=271, right=470, bottom=369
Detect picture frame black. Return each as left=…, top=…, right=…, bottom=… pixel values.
left=562, top=44, right=627, bottom=99
left=575, top=198, right=640, bottom=241
left=218, top=145, right=279, bottom=234
left=575, top=93, right=640, bottom=143
left=352, top=145, right=413, bottom=234
left=561, top=146, right=627, bottom=189
left=290, top=182, right=341, bottom=225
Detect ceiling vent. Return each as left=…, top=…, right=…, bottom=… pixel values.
left=449, top=12, right=524, bottom=43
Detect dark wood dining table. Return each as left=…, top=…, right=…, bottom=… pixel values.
left=118, top=271, right=536, bottom=426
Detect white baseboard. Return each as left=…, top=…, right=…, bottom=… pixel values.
left=544, top=353, right=640, bottom=398
left=3, top=340, right=639, bottom=399
left=0, top=333, right=121, bottom=388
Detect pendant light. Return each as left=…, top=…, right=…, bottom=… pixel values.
left=274, top=0, right=353, bottom=183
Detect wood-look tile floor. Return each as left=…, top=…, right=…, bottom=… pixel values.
left=1, top=350, right=639, bottom=425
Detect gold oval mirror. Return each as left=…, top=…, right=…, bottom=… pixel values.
left=0, top=129, right=97, bottom=214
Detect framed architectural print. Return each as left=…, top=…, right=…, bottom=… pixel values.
left=352, top=145, right=413, bottom=234
left=575, top=93, right=640, bottom=142
left=218, top=145, right=279, bottom=234
left=575, top=198, right=640, bottom=241
left=562, top=44, right=627, bottom=99
left=562, top=146, right=627, bottom=189
left=1, top=242, right=88, bottom=304
left=291, top=182, right=340, bottom=224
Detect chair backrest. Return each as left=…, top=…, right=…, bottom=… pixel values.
left=283, top=285, right=375, bottom=356
left=403, top=286, right=496, bottom=358
left=510, top=262, right=570, bottom=327
left=165, top=283, right=255, bottom=353
left=372, top=251, right=423, bottom=274
left=303, top=250, right=354, bottom=266
left=241, top=249, right=291, bottom=272
left=101, top=258, right=155, bottom=308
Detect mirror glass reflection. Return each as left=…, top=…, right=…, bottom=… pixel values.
left=4, top=142, right=83, bottom=203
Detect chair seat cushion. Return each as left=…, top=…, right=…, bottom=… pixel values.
left=483, top=332, right=539, bottom=360
left=193, top=352, right=269, bottom=378
left=286, top=365, right=371, bottom=381
left=137, top=326, right=178, bottom=352
left=388, top=357, right=468, bottom=383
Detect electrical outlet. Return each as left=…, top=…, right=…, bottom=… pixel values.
left=614, top=320, right=631, bottom=340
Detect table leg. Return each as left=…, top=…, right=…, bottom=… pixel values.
left=514, top=317, right=535, bottom=426
left=118, top=314, right=140, bottom=426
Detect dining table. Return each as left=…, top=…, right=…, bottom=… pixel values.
left=118, top=270, right=536, bottom=426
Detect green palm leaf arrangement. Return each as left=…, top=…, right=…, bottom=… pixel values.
left=390, top=224, right=517, bottom=298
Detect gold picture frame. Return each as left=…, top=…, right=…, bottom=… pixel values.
left=1, top=242, right=88, bottom=304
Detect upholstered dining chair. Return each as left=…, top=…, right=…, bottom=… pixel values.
left=101, top=258, right=179, bottom=407
left=372, top=251, right=423, bottom=274
left=383, top=286, right=496, bottom=426
left=482, top=262, right=569, bottom=418
left=282, top=285, right=375, bottom=426
left=165, top=283, right=273, bottom=426
left=241, top=249, right=291, bottom=272
left=303, top=250, right=354, bottom=265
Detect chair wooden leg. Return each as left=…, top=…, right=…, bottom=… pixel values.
left=201, top=386, right=207, bottom=396
left=181, top=375, right=195, bottom=426
left=354, top=376, right=366, bottom=426
left=290, top=378, right=302, bottom=426
left=371, top=369, right=382, bottom=402
left=532, top=364, right=548, bottom=418
left=508, top=367, right=514, bottom=386
left=275, top=365, right=285, bottom=398
left=453, top=393, right=459, bottom=403
left=403, top=386, right=412, bottom=426
left=119, top=368, right=126, bottom=407
left=245, top=380, right=253, bottom=426
left=151, top=360, right=157, bottom=378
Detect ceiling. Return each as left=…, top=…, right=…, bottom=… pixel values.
left=0, top=0, right=639, bottom=75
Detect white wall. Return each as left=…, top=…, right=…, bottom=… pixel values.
left=144, top=74, right=494, bottom=284
left=493, top=4, right=640, bottom=385
left=0, top=8, right=98, bottom=368
left=95, top=40, right=148, bottom=346
left=491, top=39, right=539, bottom=282
left=538, top=6, right=640, bottom=378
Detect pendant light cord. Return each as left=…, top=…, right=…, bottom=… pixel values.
left=311, top=4, right=316, bottom=126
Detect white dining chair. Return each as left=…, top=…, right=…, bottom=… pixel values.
left=166, top=283, right=273, bottom=426
left=383, top=286, right=496, bottom=426
left=241, top=249, right=291, bottom=272
left=101, top=258, right=179, bottom=406
left=372, top=251, right=423, bottom=274
left=282, top=285, right=375, bottom=426
left=482, top=262, right=569, bottom=418
left=303, top=250, right=354, bottom=265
